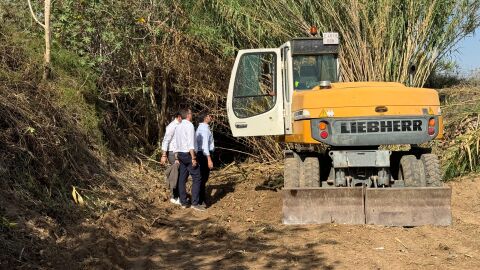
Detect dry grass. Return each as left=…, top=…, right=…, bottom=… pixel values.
left=0, top=23, right=115, bottom=222
left=437, top=83, right=480, bottom=178
left=211, top=0, right=480, bottom=86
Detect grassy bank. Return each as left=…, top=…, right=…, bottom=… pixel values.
left=0, top=23, right=114, bottom=267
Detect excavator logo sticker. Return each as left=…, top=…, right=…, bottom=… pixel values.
left=340, top=120, right=423, bottom=134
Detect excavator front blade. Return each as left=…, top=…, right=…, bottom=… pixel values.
left=283, top=187, right=365, bottom=225
left=365, top=187, right=452, bottom=226
left=282, top=187, right=452, bottom=226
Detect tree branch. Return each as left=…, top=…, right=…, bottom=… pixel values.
left=27, top=0, right=45, bottom=28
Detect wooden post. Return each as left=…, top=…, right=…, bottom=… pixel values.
left=43, top=0, right=51, bottom=80
left=27, top=0, right=51, bottom=80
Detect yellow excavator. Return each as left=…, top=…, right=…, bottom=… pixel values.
left=226, top=31, right=451, bottom=226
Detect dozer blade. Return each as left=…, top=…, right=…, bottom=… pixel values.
left=365, top=187, right=452, bottom=226
left=283, top=188, right=365, bottom=225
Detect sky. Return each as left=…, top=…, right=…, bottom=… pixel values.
left=453, top=29, right=480, bottom=76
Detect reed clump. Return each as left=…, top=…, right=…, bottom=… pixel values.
left=438, top=83, right=480, bottom=179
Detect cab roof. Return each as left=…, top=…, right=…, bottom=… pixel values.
left=291, top=38, right=339, bottom=55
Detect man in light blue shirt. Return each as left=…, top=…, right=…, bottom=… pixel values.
left=195, top=112, right=214, bottom=207
left=174, top=108, right=204, bottom=211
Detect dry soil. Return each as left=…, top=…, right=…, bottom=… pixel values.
left=9, top=162, right=480, bottom=270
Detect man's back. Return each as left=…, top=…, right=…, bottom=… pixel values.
left=196, top=123, right=214, bottom=155
left=161, top=119, right=180, bottom=153
left=175, top=119, right=195, bottom=153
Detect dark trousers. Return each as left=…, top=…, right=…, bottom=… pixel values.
left=167, top=151, right=179, bottom=198
left=197, top=152, right=211, bottom=205
left=178, top=152, right=202, bottom=206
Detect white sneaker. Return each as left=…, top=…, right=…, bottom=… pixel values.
left=170, top=198, right=180, bottom=205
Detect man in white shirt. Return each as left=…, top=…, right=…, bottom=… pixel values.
left=195, top=112, right=214, bottom=207
left=160, top=111, right=182, bottom=204
left=174, top=108, right=205, bottom=211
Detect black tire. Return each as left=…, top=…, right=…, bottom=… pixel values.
left=302, top=157, right=320, bottom=187
left=398, top=155, right=426, bottom=187
left=420, top=154, right=442, bottom=187
left=284, top=154, right=300, bottom=188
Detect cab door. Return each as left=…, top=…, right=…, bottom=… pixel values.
left=227, top=49, right=285, bottom=137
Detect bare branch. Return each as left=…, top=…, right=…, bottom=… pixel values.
left=27, top=0, right=45, bottom=28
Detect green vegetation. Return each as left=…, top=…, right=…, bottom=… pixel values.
left=0, top=216, right=16, bottom=232
left=51, top=46, right=102, bottom=143
left=0, top=22, right=104, bottom=216
left=44, top=1, right=480, bottom=159
left=0, top=0, right=479, bottom=204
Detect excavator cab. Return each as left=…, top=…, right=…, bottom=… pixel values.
left=293, top=54, right=338, bottom=90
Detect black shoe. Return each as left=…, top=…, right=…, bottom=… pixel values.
left=191, top=204, right=206, bottom=211
left=181, top=204, right=190, bottom=209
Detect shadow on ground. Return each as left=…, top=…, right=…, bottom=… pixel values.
left=68, top=212, right=337, bottom=270
left=207, top=183, right=236, bottom=206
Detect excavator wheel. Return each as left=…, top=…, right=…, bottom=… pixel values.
left=302, top=156, right=320, bottom=187
left=398, top=155, right=426, bottom=187
left=420, top=154, right=442, bottom=187
left=284, top=154, right=300, bottom=188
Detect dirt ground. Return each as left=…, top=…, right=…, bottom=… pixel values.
left=4, top=162, right=480, bottom=270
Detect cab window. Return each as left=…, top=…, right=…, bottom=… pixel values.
left=293, top=54, right=337, bottom=90
left=233, top=52, right=276, bottom=118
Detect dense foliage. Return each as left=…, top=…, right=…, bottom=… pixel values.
left=1, top=0, right=480, bottom=162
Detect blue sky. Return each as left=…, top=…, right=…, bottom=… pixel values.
left=453, top=29, right=480, bottom=75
